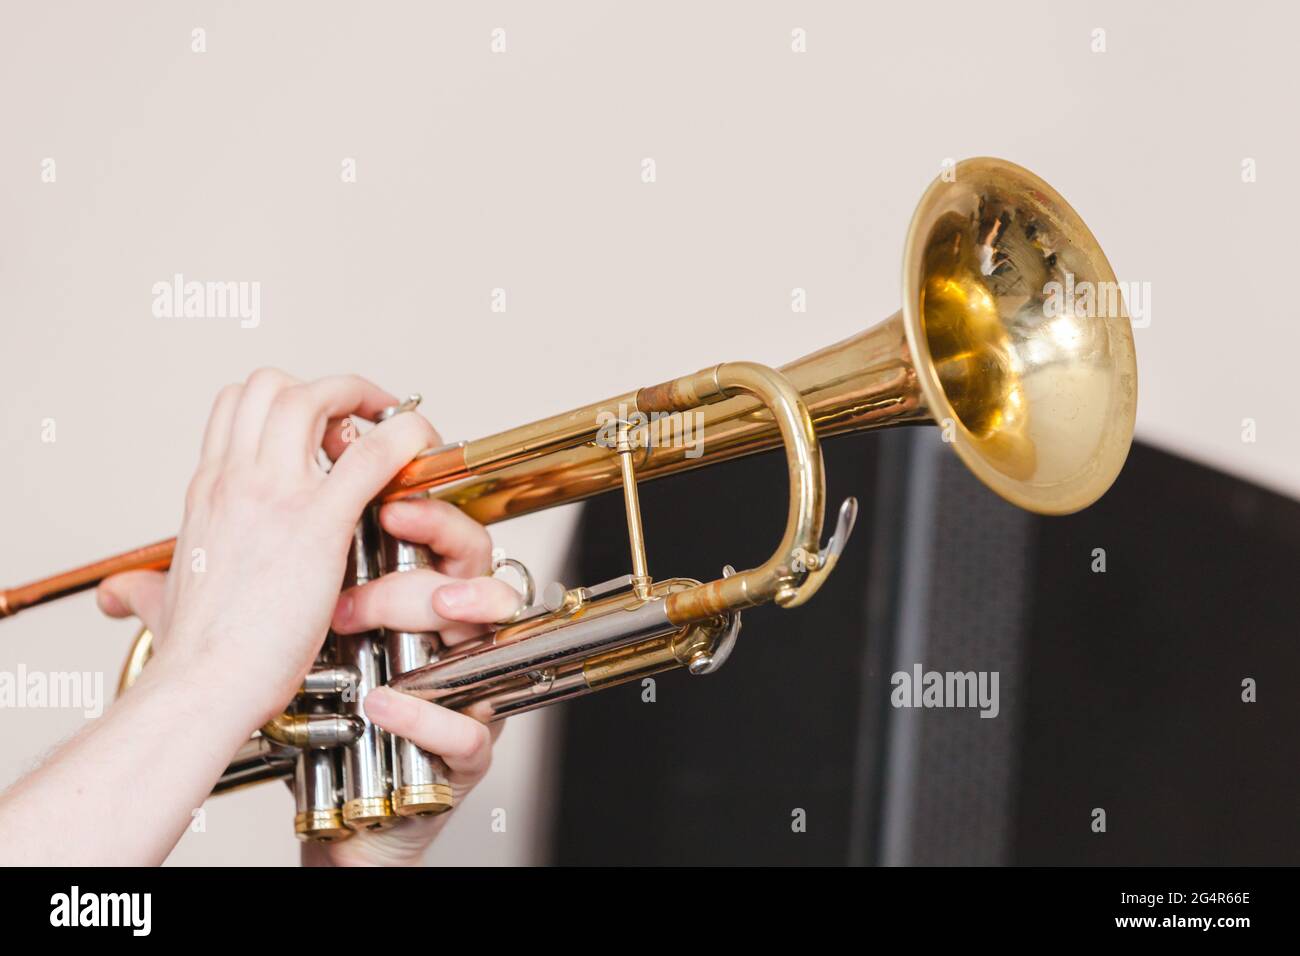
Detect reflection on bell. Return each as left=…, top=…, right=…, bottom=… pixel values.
left=902, top=157, right=1138, bottom=513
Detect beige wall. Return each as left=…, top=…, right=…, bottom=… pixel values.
left=1, top=1, right=1297, bottom=865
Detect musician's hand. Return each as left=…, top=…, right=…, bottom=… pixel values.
left=0, top=371, right=447, bottom=865
left=96, top=369, right=438, bottom=729
left=304, top=499, right=521, bottom=867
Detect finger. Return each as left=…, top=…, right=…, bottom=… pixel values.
left=96, top=571, right=167, bottom=636
left=198, top=384, right=243, bottom=469
left=363, top=688, right=493, bottom=779
left=227, top=367, right=299, bottom=462
left=432, top=578, right=522, bottom=625
left=186, top=384, right=243, bottom=510
left=432, top=574, right=525, bottom=646
left=332, top=568, right=455, bottom=634
left=258, top=375, right=403, bottom=468
left=333, top=571, right=520, bottom=636
left=378, top=499, right=492, bottom=578
left=322, top=412, right=438, bottom=524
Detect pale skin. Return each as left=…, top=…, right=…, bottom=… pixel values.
left=0, top=370, right=520, bottom=866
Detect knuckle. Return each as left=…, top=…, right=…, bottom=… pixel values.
left=471, top=527, right=494, bottom=562
left=183, top=472, right=211, bottom=514
left=271, top=384, right=313, bottom=415
left=207, top=474, right=233, bottom=510
left=246, top=366, right=290, bottom=391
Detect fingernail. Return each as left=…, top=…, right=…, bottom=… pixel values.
left=436, top=582, right=473, bottom=609
left=382, top=500, right=418, bottom=520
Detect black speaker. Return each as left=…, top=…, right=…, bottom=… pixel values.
left=549, top=433, right=1300, bottom=865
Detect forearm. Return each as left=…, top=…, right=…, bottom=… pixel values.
left=0, top=658, right=258, bottom=865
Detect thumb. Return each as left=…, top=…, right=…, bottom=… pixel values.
left=97, top=571, right=167, bottom=636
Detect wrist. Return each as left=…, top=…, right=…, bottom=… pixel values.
left=133, top=647, right=278, bottom=741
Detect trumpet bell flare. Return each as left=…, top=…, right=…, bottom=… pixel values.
left=902, top=157, right=1138, bottom=515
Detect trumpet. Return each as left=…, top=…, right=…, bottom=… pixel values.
left=0, top=158, right=1138, bottom=842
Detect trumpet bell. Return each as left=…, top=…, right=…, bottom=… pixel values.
left=902, top=157, right=1138, bottom=515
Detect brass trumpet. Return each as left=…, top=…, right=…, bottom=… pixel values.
left=0, top=158, right=1138, bottom=842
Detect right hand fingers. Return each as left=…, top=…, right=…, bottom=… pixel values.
left=332, top=569, right=520, bottom=637
left=377, top=499, right=493, bottom=579
left=362, top=687, right=493, bottom=780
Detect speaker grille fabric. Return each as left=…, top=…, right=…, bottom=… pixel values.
left=879, top=431, right=1034, bottom=866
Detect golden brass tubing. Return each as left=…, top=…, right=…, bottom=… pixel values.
left=460, top=391, right=643, bottom=474
left=651, top=361, right=825, bottom=625
left=581, top=621, right=723, bottom=689
left=615, top=425, right=652, bottom=599
left=260, top=713, right=364, bottom=749
left=436, top=315, right=925, bottom=526
left=117, top=626, right=155, bottom=697
left=0, top=319, right=919, bottom=617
